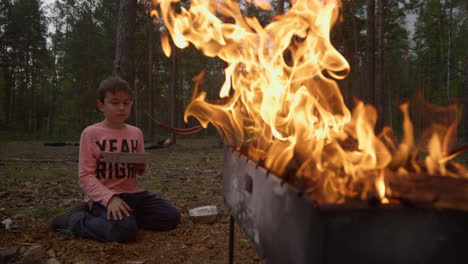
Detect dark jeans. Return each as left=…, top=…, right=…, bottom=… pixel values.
left=70, top=191, right=180, bottom=243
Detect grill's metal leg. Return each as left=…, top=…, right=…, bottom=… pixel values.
left=229, top=216, right=235, bottom=264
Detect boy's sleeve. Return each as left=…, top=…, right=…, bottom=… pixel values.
left=79, top=129, right=116, bottom=207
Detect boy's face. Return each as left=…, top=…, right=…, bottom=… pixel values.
left=97, top=90, right=133, bottom=126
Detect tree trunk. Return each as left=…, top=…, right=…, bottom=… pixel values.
left=277, top=0, right=285, bottom=14
left=464, top=0, right=468, bottom=143
left=113, top=0, right=137, bottom=87
left=147, top=24, right=156, bottom=141
left=463, top=55, right=468, bottom=143
left=376, top=0, right=385, bottom=132
left=3, top=67, right=11, bottom=127
left=437, top=1, right=446, bottom=93
left=85, top=7, right=93, bottom=127
left=153, top=37, right=161, bottom=141
left=350, top=0, right=361, bottom=107
left=170, top=41, right=178, bottom=142
left=446, top=0, right=452, bottom=99
left=25, top=47, right=31, bottom=132
left=51, top=45, right=58, bottom=136
left=365, top=0, right=375, bottom=105
left=113, top=0, right=137, bottom=126
left=177, top=52, right=184, bottom=129
left=8, top=68, right=15, bottom=126
left=32, top=55, right=37, bottom=136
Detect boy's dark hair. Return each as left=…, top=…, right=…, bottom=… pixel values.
left=98, top=75, right=133, bottom=102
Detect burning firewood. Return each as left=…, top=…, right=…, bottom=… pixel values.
left=385, top=169, right=468, bottom=212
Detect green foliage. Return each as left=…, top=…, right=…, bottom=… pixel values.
left=383, top=1, right=411, bottom=107
left=411, top=0, right=466, bottom=104
left=29, top=207, right=65, bottom=219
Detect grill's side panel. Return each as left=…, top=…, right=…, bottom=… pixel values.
left=223, top=148, right=324, bottom=264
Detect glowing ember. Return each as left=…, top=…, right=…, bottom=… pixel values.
left=149, top=0, right=467, bottom=204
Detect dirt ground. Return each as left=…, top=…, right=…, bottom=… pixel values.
left=0, top=138, right=260, bottom=264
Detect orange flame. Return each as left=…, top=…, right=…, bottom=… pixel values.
left=150, top=0, right=467, bottom=203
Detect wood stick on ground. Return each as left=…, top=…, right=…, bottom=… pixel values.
left=0, top=158, right=77, bottom=163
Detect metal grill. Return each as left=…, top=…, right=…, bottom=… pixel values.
left=223, top=147, right=468, bottom=264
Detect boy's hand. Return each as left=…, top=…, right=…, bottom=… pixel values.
left=134, top=163, right=146, bottom=175
left=107, top=196, right=132, bottom=220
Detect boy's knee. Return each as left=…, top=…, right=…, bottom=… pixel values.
left=144, top=205, right=180, bottom=231
left=164, top=206, right=181, bottom=230
left=108, top=218, right=138, bottom=243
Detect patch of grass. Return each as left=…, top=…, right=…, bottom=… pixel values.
left=141, top=180, right=163, bottom=194
left=29, top=207, right=65, bottom=219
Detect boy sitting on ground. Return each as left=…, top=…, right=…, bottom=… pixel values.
left=51, top=75, right=180, bottom=242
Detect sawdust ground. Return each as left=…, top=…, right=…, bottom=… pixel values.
left=0, top=138, right=259, bottom=263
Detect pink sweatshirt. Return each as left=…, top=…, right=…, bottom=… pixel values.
left=79, top=122, right=145, bottom=207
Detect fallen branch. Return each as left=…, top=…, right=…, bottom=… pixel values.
left=43, top=142, right=79, bottom=147
left=144, top=111, right=204, bottom=135
left=1, top=158, right=77, bottom=163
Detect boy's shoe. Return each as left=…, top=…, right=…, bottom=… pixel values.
left=50, top=203, right=88, bottom=234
